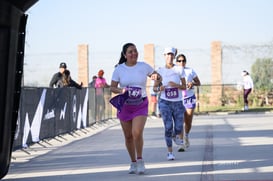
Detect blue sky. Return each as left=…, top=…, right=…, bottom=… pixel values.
left=24, top=0, right=273, bottom=86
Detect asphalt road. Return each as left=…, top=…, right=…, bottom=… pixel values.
left=3, top=112, right=273, bottom=181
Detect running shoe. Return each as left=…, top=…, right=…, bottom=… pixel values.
left=136, top=159, right=145, bottom=174
left=167, top=152, right=175, bottom=160
left=244, top=105, right=249, bottom=111
left=128, top=162, right=137, bottom=174
left=178, top=144, right=186, bottom=152
left=173, top=135, right=184, bottom=145
left=185, top=137, right=190, bottom=148
left=151, top=112, right=157, bottom=119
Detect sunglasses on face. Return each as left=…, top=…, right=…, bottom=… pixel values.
left=176, top=59, right=186, bottom=63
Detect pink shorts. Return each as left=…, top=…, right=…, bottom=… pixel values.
left=117, top=97, right=148, bottom=122
left=150, top=95, right=157, bottom=103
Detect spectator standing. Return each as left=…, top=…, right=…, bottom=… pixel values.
left=110, top=43, right=161, bottom=174
left=242, top=70, right=254, bottom=110
left=95, top=69, right=109, bottom=120
left=88, top=75, right=97, bottom=122
left=56, top=69, right=82, bottom=89
left=89, top=75, right=97, bottom=88
left=49, top=62, right=67, bottom=88
left=176, top=54, right=201, bottom=148
left=49, top=62, right=81, bottom=88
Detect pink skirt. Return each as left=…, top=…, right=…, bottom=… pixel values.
left=117, top=97, right=148, bottom=122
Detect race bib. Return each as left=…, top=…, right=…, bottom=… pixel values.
left=183, top=95, right=197, bottom=109
left=184, top=96, right=196, bottom=105
left=125, top=87, right=143, bottom=105
left=165, top=88, right=179, bottom=99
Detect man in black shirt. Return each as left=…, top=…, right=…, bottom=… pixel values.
left=49, top=62, right=67, bottom=88
left=49, top=62, right=82, bottom=89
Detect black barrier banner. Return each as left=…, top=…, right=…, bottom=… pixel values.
left=41, top=88, right=58, bottom=139
left=15, top=88, right=46, bottom=148
left=73, top=88, right=89, bottom=129
left=13, top=87, right=89, bottom=149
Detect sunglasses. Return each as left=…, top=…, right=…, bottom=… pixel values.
left=176, top=59, right=186, bottom=63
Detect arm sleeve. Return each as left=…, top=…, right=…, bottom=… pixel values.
left=49, top=73, right=58, bottom=87
left=70, top=79, right=82, bottom=89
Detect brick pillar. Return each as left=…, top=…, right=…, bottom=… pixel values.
left=144, top=44, right=155, bottom=114
left=144, top=44, right=155, bottom=68
left=78, top=44, right=89, bottom=87
left=211, top=41, right=223, bottom=106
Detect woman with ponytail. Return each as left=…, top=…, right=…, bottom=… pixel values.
left=110, top=43, right=161, bottom=175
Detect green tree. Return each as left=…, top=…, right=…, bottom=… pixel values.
left=251, top=58, right=273, bottom=92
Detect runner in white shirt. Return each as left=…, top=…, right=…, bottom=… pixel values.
left=153, top=47, right=187, bottom=160
left=110, top=43, right=161, bottom=175
left=176, top=53, right=201, bottom=148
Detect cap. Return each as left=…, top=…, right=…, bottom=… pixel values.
left=59, top=62, right=67, bottom=68
left=241, top=70, right=248, bottom=76
left=164, top=47, right=176, bottom=55
left=98, top=69, right=104, bottom=77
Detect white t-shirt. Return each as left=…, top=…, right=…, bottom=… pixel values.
left=111, top=61, right=154, bottom=97
left=183, top=67, right=198, bottom=98
left=157, top=65, right=185, bottom=102
left=243, top=75, right=254, bottom=89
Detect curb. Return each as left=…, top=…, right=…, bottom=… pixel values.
left=10, top=119, right=120, bottom=164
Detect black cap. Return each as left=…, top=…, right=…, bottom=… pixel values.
left=59, top=62, right=67, bottom=68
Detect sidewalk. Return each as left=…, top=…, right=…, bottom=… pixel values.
left=3, top=113, right=273, bottom=181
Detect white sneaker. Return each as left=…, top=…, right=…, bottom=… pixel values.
left=173, top=135, right=183, bottom=145
left=178, top=144, right=186, bottom=152
left=167, top=152, right=175, bottom=160
left=128, top=162, right=137, bottom=174
left=185, top=137, right=190, bottom=148
left=136, top=159, right=145, bottom=174
left=244, top=105, right=248, bottom=110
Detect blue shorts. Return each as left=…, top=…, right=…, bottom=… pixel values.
left=183, top=95, right=196, bottom=109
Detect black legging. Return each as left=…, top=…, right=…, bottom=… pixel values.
left=244, top=88, right=252, bottom=105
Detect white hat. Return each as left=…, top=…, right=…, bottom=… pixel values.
left=163, top=47, right=176, bottom=55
